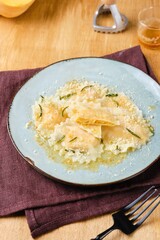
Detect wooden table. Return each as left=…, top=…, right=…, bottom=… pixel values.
left=0, top=0, right=159, bottom=239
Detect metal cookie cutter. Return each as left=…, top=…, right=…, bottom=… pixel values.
left=93, top=3, right=128, bottom=33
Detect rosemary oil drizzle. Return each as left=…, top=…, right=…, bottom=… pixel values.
left=81, top=85, right=93, bottom=92
left=56, top=135, right=65, bottom=144
left=126, top=128, right=141, bottom=139
left=62, top=106, right=69, bottom=117
left=60, top=93, right=76, bottom=100
left=106, top=93, right=118, bottom=97
left=65, top=149, right=75, bottom=153
left=79, top=150, right=87, bottom=154
left=32, top=80, right=154, bottom=170
left=148, top=125, right=154, bottom=135
left=100, top=138, right=104, bottom=144
left=112, top=99, right=119, bottom=107
left=69, top=137, right=77, bottom=142
left=40, top=95, right=44, bottom=101
left=116, top=145, right=121, bottom=151
left=65, top=148, right=86, bottom=154
left=38, top=104, right=43, bottom=117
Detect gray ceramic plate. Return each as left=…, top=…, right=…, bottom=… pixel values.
left=8, top=58, right=160, bottom=186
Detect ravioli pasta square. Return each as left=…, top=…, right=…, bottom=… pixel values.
left=30, top=80, right=153, bottom=167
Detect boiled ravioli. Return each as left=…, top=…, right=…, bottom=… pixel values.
left=48, top=120, right=103, bottom=163
left=32, top=97, right=66, bottom=138
left=78, top=124, right=102, bottom=139
left=68, top=102, right=119, bottom=126
left=30, top=80, right=153, bottom=166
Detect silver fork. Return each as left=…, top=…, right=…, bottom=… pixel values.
left=91, top=186, right=160, bottom=240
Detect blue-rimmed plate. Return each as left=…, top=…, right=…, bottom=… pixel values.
left=8, top=58, right=160, bottom=186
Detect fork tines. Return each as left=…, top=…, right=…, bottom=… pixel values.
left=123, top=186, right=160, bottom=226
left=91, top=186, right=159, bottom=240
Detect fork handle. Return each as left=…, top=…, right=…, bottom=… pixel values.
left=91, top=225, right=116, bottom=240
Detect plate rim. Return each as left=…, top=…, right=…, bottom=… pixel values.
left=7, top=56, right=160, bottom=187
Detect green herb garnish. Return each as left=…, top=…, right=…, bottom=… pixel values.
left=40, top=95, right=44, bottom=101
left=80, top=150, right=86, bottom=154
left=116, top=145, right=121, bottom=151
left=106, top=93, right=118, bottom=97
left=65, top=149, right=75, bottom=153
left=60, top=93, right=76, bottom=100
left=38, top=104, right=43, bottom=117
left=69, top=137, right=77, bottom=142
left=126, top=128, right=141, bottom=139
left=100, top=138, right=104, bottom=144
left=112, top=99, right=119, bottom=107
left=81, top=85, right=93, bottom=92
left=56, top=135, right=65, bottom=144
left=62, top=106, right=69, bottom=117
left=148, top=125, right=154, bottom=135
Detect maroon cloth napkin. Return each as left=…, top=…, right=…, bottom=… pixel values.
left=0, top=46, right=160, bottom=238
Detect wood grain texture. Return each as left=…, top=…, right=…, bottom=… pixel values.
left=0, top=0, right=159, bottom=239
